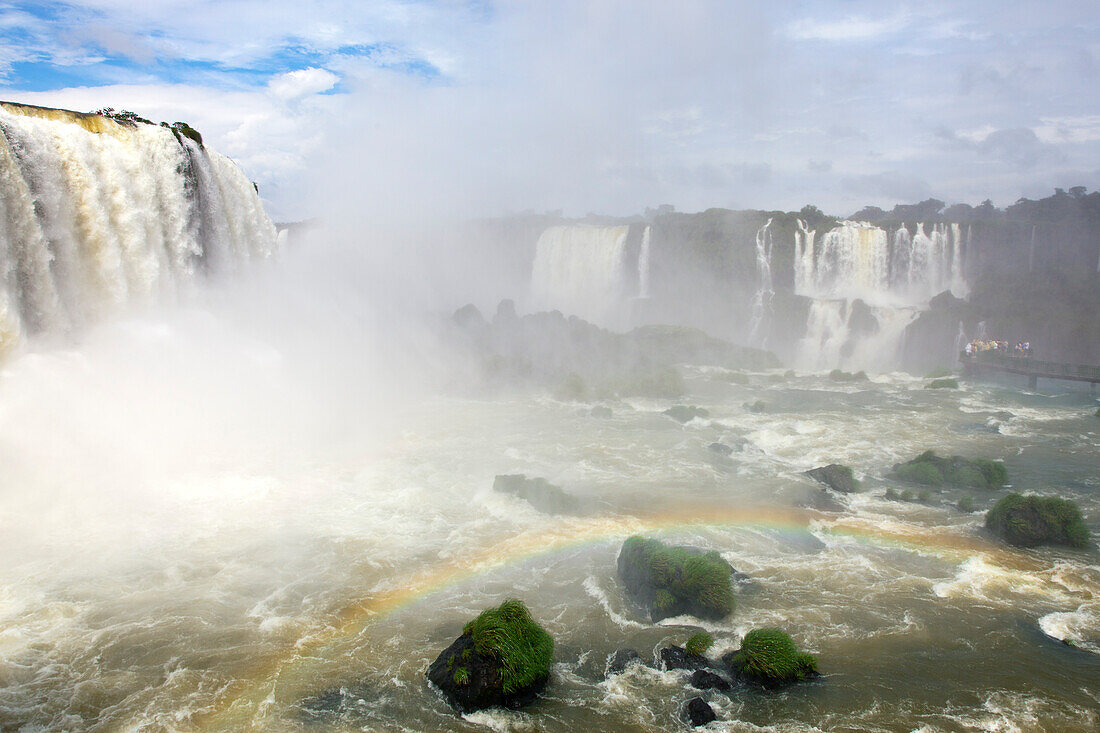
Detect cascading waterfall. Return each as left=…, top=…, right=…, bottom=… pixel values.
left=794, top=219, right=968, bottom=371
left=637, top=225, right=651, bottom=299
left=0, top=102, right=277, bottom=353
left=747, top=218, right=773, bottom=347
left=530, top=224, right=631, bottom=326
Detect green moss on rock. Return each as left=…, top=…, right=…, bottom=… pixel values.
left=727, top=628, right=818, bottom=688
left=926, top=378, right=960, bottom=389
left=889, top=451, right=1007, bottom=490
left=985, top=493, right=1090, bottom=549
left=685, top=632, right=714, bottom=656
left=617, top=536, right=735, bottom=621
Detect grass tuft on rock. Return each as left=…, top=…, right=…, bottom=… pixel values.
left=618, top=536, right=735, bottom=619
left=985, top=493, right=1090, bottom=549
left=889, top=451, right=1007, bottom=490
left=730, top=628, right=818, bottom=687
left=462, top=599, right=554, bottom=694
left=685, top=632, right=713, bottom=656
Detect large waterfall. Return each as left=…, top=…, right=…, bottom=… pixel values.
left=0, top=102, right=277, bottom=353
left=747, top=218, right=774, bottom=347
left=793, top=220, right=968, bottom=370
left=530, top=224, right=632, bottom=326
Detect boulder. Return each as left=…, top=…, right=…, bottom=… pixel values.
left=804, top=464, right=860, bottom=494
left=664, top=405, right=710, bottom=423
left=723, top=628, right=819, bottom=689
left=742, top=400, right=766, bottom=413
left=985, top=493, right=1090, bottom=548
left=926, top=378, right=959, bottom=389
left=684, top=697, right=717, bottom=727
left=889, top=451, right=1007, bottom=490
left=828, top=369, right=868, bottom=382
left=453, top=303, right=486, bottom=329
left=617, top=536, right=735, bottom=622
left=493, top=474, right=580, bottom=515
left=426, top=599, right=553, bottom=713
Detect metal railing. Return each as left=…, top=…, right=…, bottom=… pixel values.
left=965, top=352, right=1100, bottom=380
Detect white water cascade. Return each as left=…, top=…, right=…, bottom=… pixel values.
left=0, top=102, right=277, bottom=353
left=794, top=220, right=968, bottom=371
left=530, top=224, right=631, bottom=326
left=747, top=218, right=774, bottom=347
left=637, top=225, right=651, bottom=299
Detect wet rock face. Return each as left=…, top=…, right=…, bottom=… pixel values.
left=660, top=644, right=711, bottom=672
left=606, top=648, right=642, bottom=676
left=804, top=464, right=860, bottom=494
left=684, top=696, right=717, bottom=726
left=690, top=668, right=733, bottom=692
left=427, top=633, right=549, bottom=713
left=664, top=405, right=710, bottom=423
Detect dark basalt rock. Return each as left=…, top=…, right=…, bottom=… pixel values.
left=296, top=684, right=373, bottom=723
left=722, top=628, right=819, bottom=689
left=453, top=303, right=486, bottom=329
left=493, top=474, right=580, bottom=515
left=889, top=450, right=1007, bottom=490
left=664, top=405, right=710, bottom=423
left=426, top=600, right=553, bottom=713
left=660, top=644, right=711, bottom=672
left=617, top=536, right=736, bottom=622
left=848, top=299, right=879, bottom=336
left=684, top=697, right=717, bottom=727
left=804, top=464, right=860, bottom=494
left=606, top=648, right=642, bottom=676
left=742, top=400, right=766, bottom=413
left=690, top=669, right=732, bottom=692
left=708, top=442, right=733, bottom=456
left=985, top=493, right=1090, bottom=548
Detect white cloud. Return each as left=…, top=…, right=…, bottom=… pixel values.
left=267, top=68, right=339, bottom=100
left=787, top=14, right=909, bottom=41
left=1034, top=116, right=1100, bottom=144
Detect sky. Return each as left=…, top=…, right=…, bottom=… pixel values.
left=0, top=0, right=1097, bottom=220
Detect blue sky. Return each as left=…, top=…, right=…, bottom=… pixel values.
left=1, top=1, right=1098, bottom=220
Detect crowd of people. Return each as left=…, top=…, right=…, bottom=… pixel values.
left=964, top=339, right=1032, bottom=358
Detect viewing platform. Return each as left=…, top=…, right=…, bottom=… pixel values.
left=961, top=351, right=1100, bottom=391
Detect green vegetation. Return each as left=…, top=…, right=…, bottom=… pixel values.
left=166, top=121, right=203, bottom=146
left=889, top=451, right=1007, bottom=490
left=917, top=489, right=932, bottom=503
left=805, top=464, right=861, bottom=494
left=685, top=632, right=714, bottom=656
left=985, top=494, right=1090, bottom=549
left=926, top=378, right=960, bottom=389
left=618, top=536, right=734, bottom=619
left=453, top=667, right=469, bottom=686
left=958, top=496, right=975, bottom=513
left=885, top=488, right=901, bottom=501
left=93, top=107, right=153, bottom=126
left=462, top=599, right=554, bottom=694
left=901, top=489, right=914, bottom=501
left=730, top=628, right=818, bottom=687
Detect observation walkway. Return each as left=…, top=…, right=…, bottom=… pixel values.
left=960, top=351, right=1100, bottom=391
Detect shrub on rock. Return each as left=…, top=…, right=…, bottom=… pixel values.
left=426, top=599, right=553, bottom=712
left=725, top=628, right=818, bottom=688
left=617, top=536, right=735, bottom=621
left=985, top=493, right=1090, bottom=548
left=685, top=631, right=713, bottom=656
left=889, top=451, right=1007, bottom=490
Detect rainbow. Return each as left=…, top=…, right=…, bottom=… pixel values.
left=192, top=503, right=1040, bottom=730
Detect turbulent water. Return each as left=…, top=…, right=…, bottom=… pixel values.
left=1, top=308, right=1097, bottom=731
left=0, top=103, right=276, bottom=352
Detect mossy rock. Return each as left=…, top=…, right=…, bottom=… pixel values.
left=426, top=599, right=553, bottom=712
left=985, top=493, right=1090, bottom=549
left=926, top=378, right=960, bottom=389
left=804, top=464, right=860, bottom=494
left=493, top=474, right=580, bottom=515
left=617, top=536, right=735, bottom=621
left=724, top=628, right=819, bottom=688
left=828, top=369, right=868, bottom=382
left=889, top=451, right=1007, bottom=490
left=685, top=631, right=713, bottom=656
left=663, top=405, right=709, bottom=423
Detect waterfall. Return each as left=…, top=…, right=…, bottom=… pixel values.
left=747, top=218, right=773, bottom=346
left=530, top=224, right=631, bottom=326
left=637, top=225, right=651, bottom=299
left=0, top=102, right=277, bottom=354
left=792, top=219, right=968, bottom=372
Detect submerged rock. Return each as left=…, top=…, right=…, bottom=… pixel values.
left=889, top=451, right=1007, bottom=490
left=493, top=474, right=580, bottom=514
left=296, top=684, right=373, bottom=724
left=684, top=697, right=717, bottom=727
left=690, top=668, right=732, bottom=692
left=724, top=628, right=819, bottom=689
left=426, top=599, right=553, bottom=713
left=708, top=442, right=734, bottom=456
left=617, top=536, right=735, bottom=622
left=660, top=644, right=711, bottom=672
left=606, top=648, right=642, bottom=676
left=804, top=464, right=860, bottom=494
left=664, top=405, right=710, bottom=423
left=985, top=493, right=1090, bottom=549
left=742, top=400, right=766, bottom=413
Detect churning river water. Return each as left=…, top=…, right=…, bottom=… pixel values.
left=0, top=315, right=1097, bottom=732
